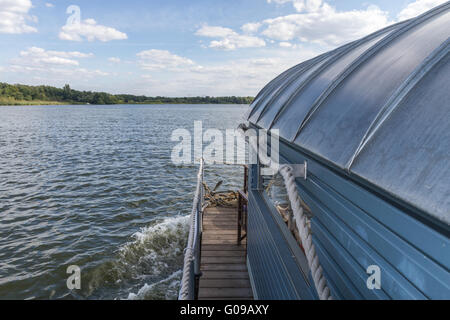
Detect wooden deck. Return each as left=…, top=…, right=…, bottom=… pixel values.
left=198, top=206, right=253, bottom=300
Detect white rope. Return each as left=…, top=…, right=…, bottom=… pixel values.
left=278, top=164, right=333, bottom=300
left=179, top=160, right=204, bottom=300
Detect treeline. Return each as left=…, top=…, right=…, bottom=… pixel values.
left=0, top=83, right=254, bottom=105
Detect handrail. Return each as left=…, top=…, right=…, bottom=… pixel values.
left=178, top=159, right=204, bottom=300
left=237, top=165, right=249, bottom=246
left=238, top=189, right=248, bottom=202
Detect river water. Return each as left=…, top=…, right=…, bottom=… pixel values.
left=0, top=104, right=248, bottom=300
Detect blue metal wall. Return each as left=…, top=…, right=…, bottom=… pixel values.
left=247, top=139, right=450, bottom=300
left=247, top=188, right=316, bottom=300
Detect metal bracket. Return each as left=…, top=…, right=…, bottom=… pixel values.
left=291, top=161, right=308, bottom=180
left=260, top=161, right=308, bottom=180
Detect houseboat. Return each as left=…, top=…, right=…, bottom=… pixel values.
left=179, top=2, right=450, bottom=300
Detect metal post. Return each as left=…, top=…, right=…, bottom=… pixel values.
left=238, top=193, right=242, bottom=244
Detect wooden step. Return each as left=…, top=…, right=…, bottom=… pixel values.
left=202, top=234, right=238, bottom=240
left=201, top=264, right=248, bottom=271
left=198, top=288, right=253, bottom=299
left=201, top=244, right=245, bottom=251
left=199, top=279, right=251, bottom=288
left=201, top=271, right=250, bottom=279
left=202, top=231, right=238, bottom=236
left=202, top=239, right=245, bottom=245
left=201, top=256, right=246, bottom=264
left=202, top=250, right=246, bottom=257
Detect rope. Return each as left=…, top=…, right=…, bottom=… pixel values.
left=179, top=160, right=204, bottom=300
left=179, top=160, right=332, bottom=300
left=278, top=164, right=333, bottom=300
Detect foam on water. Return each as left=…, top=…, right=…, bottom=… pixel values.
left=116, top=215, right=189, bottom=299
left=84, top=214, right=189, bottom=299
left=127, top=270, right=182, bottom=300
left=117, top=214, right=189, bottom=277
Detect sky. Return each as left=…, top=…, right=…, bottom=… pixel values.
left=0, top=0, right=447, bottom=97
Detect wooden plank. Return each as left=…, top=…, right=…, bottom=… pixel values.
left=202, top=250, right=246, bottom=257
left=203, top=224, right=237, bottom=229
left=201, top=271, right=250, bottom=279
left=204, top=212, right=237, bottom=217
left=204, top=211, right=237, bottom=216
left=198, top=288, right=253, bottom=299
left=203, top=226, right=236, bottom=230
left=204, top=213, right=237, bottom=217
left=201, top=244, right=245, bottom=251
left=203, top=218, right=237, bottom=223
left=203, top=219, right=237, bottom=223
left=201, top=256, right=246, bottom=264
left=199, top=279, right=251, bottom=288
left=202, top=239, right=245, bottom=245
left=206, top=208, right=237, bottom=213
left=202, top=234, right=237, bottom=241
left=203, top=222, right=236, bottom=227
left=203, top=229, right=237, bottom=238
left=204, top=214, right=237, bottom=218
left=201, top=264, right=248, bottom=271
left=203, top=219, right=236, bottom=222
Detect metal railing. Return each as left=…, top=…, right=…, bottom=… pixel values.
left=237, top=165, right=248, bottom=246
left=178, top=159, right=204, bottom=300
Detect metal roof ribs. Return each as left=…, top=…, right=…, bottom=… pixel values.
left=346, top=39, right=450, bottom=171
left=290, top=2, right=450, bottom=143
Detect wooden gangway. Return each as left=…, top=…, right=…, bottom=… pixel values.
left=198, top=206, right=253, bottom=300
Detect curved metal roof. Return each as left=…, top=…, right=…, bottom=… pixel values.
left=247, top=2, right=450, bottom=226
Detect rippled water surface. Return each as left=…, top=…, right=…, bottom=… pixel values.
left=0, top=104, right=248, bottom=300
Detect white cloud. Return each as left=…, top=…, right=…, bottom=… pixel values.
left=279, top=41, right=293, bottom=47
left=196, top=25, right=234, bottom=38
left=137, top=49, right=195, bottom=71
left=267, top=0, right=322, bottom=12
left=45, top=2, right=54, bottom=8
left=262, top=1, right=390, bottom=47
left=241, top=22, right=262, bottom=34
left=5, top=47, right=109, bottom=81
left=108, top=57, right=121, bottom=63
left=14, top=47, right=94, bottom=67
left=196, top=25, right=266, bottom=50
left=397, top=0, right=447, bottom=20
left=134, top=47, right=321, bottom=96
left=0, top=0, right=37, bottom=34
left=59, top=18, right=128, bottom=42
left=195, top=0, right=392, bottom=50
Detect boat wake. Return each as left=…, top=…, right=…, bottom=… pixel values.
left=86, top=215, right=189, bottom=300
left=127, top=270, right=182, bottom=300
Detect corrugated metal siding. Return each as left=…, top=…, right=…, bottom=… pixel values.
left=247, top=188, right=316, bottom=300
left=279, top=141, right=450, bottom=300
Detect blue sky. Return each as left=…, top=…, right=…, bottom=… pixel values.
left=0, top=0, right=446, bottom=96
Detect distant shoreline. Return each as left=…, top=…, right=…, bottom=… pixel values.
left=0, top=82, right=254, bottom=106
left=0, top=101, right=251, bottom=106
left=0, top=100, right=70, bottom=106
